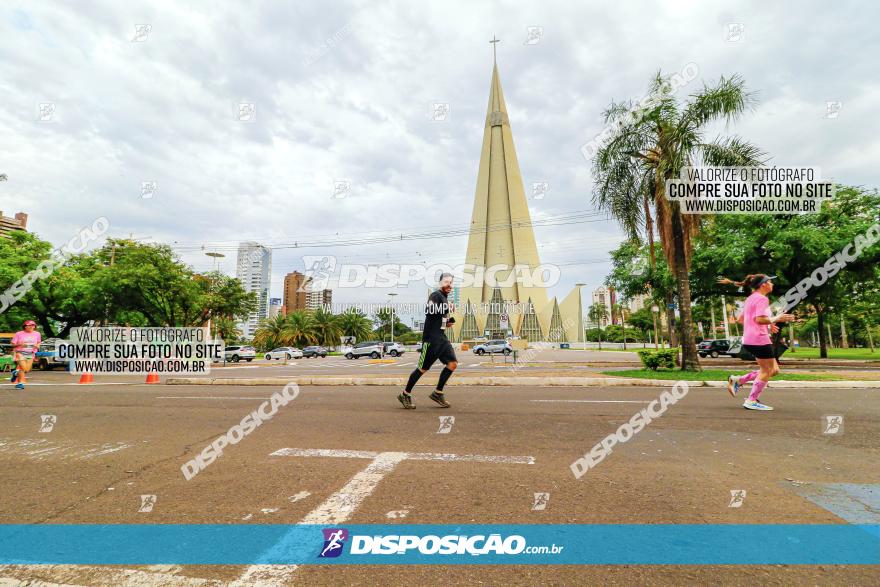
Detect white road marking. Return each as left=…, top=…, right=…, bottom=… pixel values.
left=288, top=491, right=311, bottom=503
left=78, top=442, right=133, bottom=459
left=530, top=399, right=651, bottom=403
left=238, top=448, right=535, bottom=585
left=156, top=396, right=269, bottom=400
left=271, top=448, right=379, bottom=459
left=0, top=438, right=133, bottom=461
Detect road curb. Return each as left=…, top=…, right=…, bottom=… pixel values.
left=165, top=376, right=880, bottom=388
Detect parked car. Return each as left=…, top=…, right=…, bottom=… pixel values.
left=697, top=339, right=731, bottom=358
left=224, top=345, right=256, bottom=362
left=264, top=347, right=303, bottom=360
left=726, top=337, right=743, bottom=359
left=383, top=342, right=405, bottom=357
left=472, top=339, right=512, bottom=355
left=345, top=341, right=383, bottom=359
left=302, top=346, right=328, bottom=358
left=34, top=338, right=68, bottom=370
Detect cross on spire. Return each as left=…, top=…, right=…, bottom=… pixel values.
left=490, top=35, right=500, bottom=63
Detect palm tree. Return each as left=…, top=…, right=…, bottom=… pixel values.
left=593, top=73, right=765, bottom=370
left=214, top=316, right=241, bottom=344
left=285, top=310, right=318, bottom=347
left=337, top=308, right=373, bottom=342
left=253, top=314, right=289, bottom=350
left=312, top=307, right=343, bottom=348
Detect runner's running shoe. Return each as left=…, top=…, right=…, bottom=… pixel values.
left=727, top=375, right=740, bottom=397
left=398, top=392, right=415, bottom=409
left=743, top=399, right=773, bottom=411
left=429, top=391, right=450, bottom=408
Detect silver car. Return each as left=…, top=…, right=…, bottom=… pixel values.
left=472, top=339, right=512, bottom=355
left=382, top=342, right=405, bottom=357
left=345, top=341, right=383, bottom=359
left=264, top=347, right=303, bottom=360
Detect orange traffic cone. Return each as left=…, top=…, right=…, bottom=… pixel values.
left=78, top=373, right=94, bottom=384
left=145, top=372, right=160, bottom=384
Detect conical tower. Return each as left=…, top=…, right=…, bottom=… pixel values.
left=458, top=56, right=549, bottom=323
left=449, top=42, right=581, bottom=345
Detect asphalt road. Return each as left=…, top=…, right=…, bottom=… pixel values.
left=0, top=380, right=878, bottom=585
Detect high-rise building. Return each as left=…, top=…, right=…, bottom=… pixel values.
left=283, top=271, right=310, bottom=314
left=0, top=210, right=28, bottom=237
left=268, top=298, right=283, bottom=319
left=306, top=289, right=333, bottom=311
left=450, top=285, right=461, bottom=307
left=235, top=242, right=271, bottom=338
left=587, top=285, right=616, bottom=328
left=626, top=292, right=649, bottom=314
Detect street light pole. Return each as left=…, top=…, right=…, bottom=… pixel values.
left=721, top=295, right=731, bottom=340
left=575, top=283, right=587, bottom=351
left=205, top=252, right=226, bottom=339
left=651, top=304, right=660, bottom=350
left=387, top=293, right=398, bottom=342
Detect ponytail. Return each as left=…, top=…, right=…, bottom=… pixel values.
left=717, top=274, right=763, bottom=293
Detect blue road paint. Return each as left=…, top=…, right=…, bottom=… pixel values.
left=0, top=524, right=878, bottom=565
left=794, top=483, right=880, bottom=530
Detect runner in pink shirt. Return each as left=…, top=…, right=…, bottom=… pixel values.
left=10, top=320, right=42, bottom=390
left=718, top=275, right=794, bottom=411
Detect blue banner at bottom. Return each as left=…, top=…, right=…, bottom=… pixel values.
left=1, top=524, right=878, bottom=565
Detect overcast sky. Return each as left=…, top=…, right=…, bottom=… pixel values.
left=1, top=1, right=877, bottom=324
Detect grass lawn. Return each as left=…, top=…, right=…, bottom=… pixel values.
left=559, top=346, right=655, bottom=352
left=601, top=368, right=838, bottom=381
left=782, top=348, right=879, bottom=361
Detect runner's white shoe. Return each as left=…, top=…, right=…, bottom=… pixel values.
left=742, top=399, right=773, bottom=411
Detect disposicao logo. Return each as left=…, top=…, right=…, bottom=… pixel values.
left=319, top=528, right=349, bottom=558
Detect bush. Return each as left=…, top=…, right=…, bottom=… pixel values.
left=636, top=349, right=676, bottom=371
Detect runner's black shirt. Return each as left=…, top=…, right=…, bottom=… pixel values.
left=422, top=290, right=452, bottom=342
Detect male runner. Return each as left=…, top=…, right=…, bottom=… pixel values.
left=398, top=273, right=457, bottom=409
left=10, top=320, right=41, bottom=390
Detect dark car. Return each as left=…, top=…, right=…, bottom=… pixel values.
left=697, top=339, right=731, bottom=358
left=302, top=345, right=328, bottom=358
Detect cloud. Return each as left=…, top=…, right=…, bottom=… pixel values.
left=0, top=0, right=877, bottom=322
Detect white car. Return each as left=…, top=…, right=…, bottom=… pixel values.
left=472, top=339, right=512, bottom=355
left=224, top=345, right=256, bottom=362
left=264, top=347, right=303, bottom=360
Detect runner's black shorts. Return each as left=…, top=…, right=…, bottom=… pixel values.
left=742, top=344, right=776, bottom=360
left=418, top=339, right=457, bottom=370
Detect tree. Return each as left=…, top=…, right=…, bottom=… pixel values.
left=1, top=234, right=256, bottom=337
left=611, top=303, right=629, bottom=349
left=337, top=308, right=373, bottom=342
left=373, top=307, right=409, bottom=340
left=688, top=186, right=880, bottom=358
left=588, top=303, right=607, bottom=349
left=311, top=307, right=343, bottom=348
left=593, top=72, right=765, bottom=370
left=213, top=316, right=241, bottom=344
left=253, top=315, right=291, bottom=351
left=284, top=310, right=318, bottom=347
left=0, top=231, right=106, bottom=337
left=95, top=240, right=255, bottom=327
